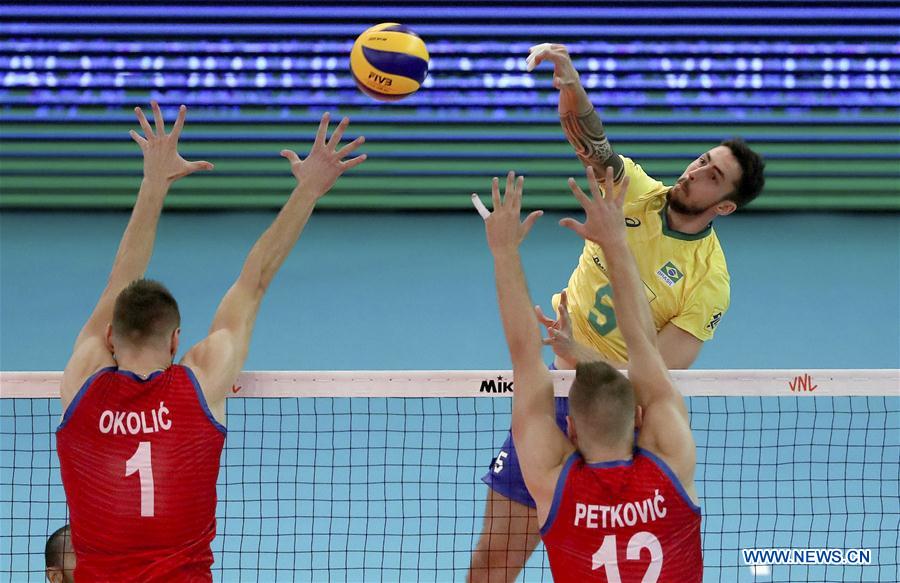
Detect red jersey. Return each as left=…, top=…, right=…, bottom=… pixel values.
left=56, top=365, right=225, bottom=582
left=540, top=448, right=702, bottom=582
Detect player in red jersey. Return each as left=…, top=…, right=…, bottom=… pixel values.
left=476, top=166, right=701, bottom=582
left=55, top=102, right=366, bottom=582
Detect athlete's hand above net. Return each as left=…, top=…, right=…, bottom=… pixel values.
left=474, top=171, right=543, bottom=255
left=535, top=289, right=577, bottom=362
left=129, top=101, right=214, bottom=185
left=280, top=112, right=367, bottom=199
left=560, top=166, right=631, bottom=248
left=525, top=43, right=581, bottom=89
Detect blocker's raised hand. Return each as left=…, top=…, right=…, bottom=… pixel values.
left=280, top=112, right=367, bottom=199
left=474, top=171, right=543, bottom=255
left=559, top=166, right=631, bottom=248
left=130, top=101, right=214, bottom=184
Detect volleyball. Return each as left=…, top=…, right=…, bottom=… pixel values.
left=350, top=23, right=429, bottom=102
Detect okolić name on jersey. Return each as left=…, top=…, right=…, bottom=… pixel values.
left=98, top=401, right=172, bottom=435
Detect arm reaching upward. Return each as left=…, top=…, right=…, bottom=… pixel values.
left=527, top=44, right=625, bottom=182
left=181, top=113, right=366, bottom=424
left=476, top=172, right=574, bottom=525
left=60, top=102, right=213, bottom=409
left=559, top=167, right=656, bottom=352
left=560, top=166, right=698, bottom=501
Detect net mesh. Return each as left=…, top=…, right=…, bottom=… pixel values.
left=2, top=371, right=898, bottom=582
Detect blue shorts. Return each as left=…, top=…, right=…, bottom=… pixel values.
left=481, top=396, right=570, bottom=509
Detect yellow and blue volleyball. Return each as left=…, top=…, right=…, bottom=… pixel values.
left=350, top=23, right=429, bottom=102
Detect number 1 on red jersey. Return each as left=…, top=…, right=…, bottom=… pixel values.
left=125, top=441, right=155, bottom=517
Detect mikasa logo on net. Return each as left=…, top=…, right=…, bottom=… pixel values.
left=479, top=376, right=514, bottom=393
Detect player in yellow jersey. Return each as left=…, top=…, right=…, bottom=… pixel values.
left=546, top=153, right=731, bottom=365
left=468, top=44, right=766, bottom=582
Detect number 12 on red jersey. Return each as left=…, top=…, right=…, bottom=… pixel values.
left=593, top=531, right=662, bottom=583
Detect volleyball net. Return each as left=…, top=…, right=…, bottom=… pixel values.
left=2, top=369, right=898, bottom=582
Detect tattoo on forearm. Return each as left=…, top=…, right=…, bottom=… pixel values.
left=560, top=108, right=625, bottom=181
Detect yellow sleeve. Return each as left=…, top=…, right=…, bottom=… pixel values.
left=617, top=156, right=669, bottom=205
left=671, top=266, right=730, bottom=342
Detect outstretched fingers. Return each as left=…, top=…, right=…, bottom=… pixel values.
left=170, top=105, right=187, bottom=141
left=129, top=129, right=148, bottom=149
left=586, top=166, right=629, bottom=208
left=558, top=216, right=587, bottom=238
left=151, top=100, right=165, bottom=136
left=504, top=171, right=517, bottom=209
left=280, top=149, right=302, bottom=165
left=340, top=154, right=368, bottom=170
left=327, top=116, right=350, bottom=149
left=567, top=177, right=592, bottom=210
left=490, top=177, right=501, bottom=212
left=188, top=160, right=215, bottom=173
left=559, top=289, right=569, bottom=312
left=314, top=112, right=331, bottom=148
left=337, top=135, right=365, bottom=159
left=520, top=209, right=543, bottom=238
left=585, top=166, right=605, bottom=199
left=534, top=305, right=555, bottom=327
left=557, top=290, right=571, bottom=325
left=471, top=193, right=490, bottom=219
left=515, top=175, right=525, bottom=210
left=134, top=106, right=153, bottom=138
left=593, top=166, right=616, bottom=201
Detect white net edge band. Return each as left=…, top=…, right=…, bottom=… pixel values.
left=1, top=369, right=898, bottom=398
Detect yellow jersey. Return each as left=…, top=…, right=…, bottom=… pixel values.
left=553, top=156, right=730, bottom=363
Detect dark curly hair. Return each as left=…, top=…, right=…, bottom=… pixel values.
left=720, top=138, right=766, bottom=209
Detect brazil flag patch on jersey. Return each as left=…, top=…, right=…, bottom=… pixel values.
left=656, top=261, right=685, bottom=287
